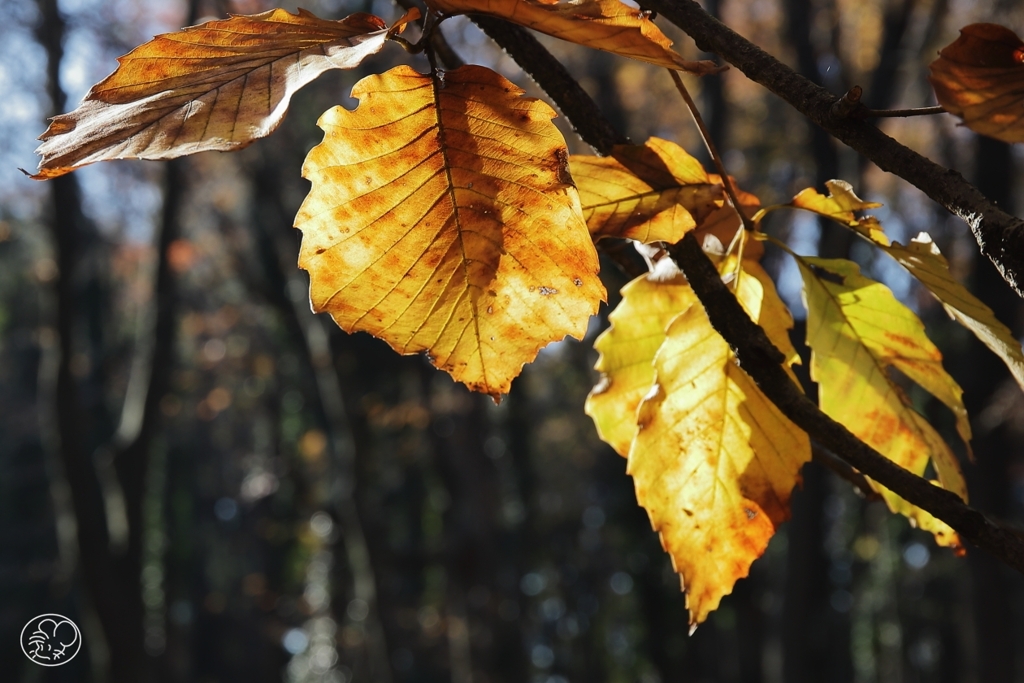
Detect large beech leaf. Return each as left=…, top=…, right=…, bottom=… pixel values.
left=585, top=260, right=697, bottom=456
left=295, top=65, right=604, bottom=398
left=425, top=0, right=720, bottom=73
left=798, top=256, right=969, bottom=548
left=790, top=184, right=1024, bottom=393
left=928, top=23, right=1024, bottom=143
left=33, top=9, right=397, bottom=178
left=571, top=137, right=724, bottom=243
left=631, top=261, right=809, bottom=626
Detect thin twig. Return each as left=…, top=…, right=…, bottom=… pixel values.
left=859, top=105, right=946, bottom=118
left=392, top=0, right=463, bottom=67
left=811, top=444, right=881, bottom=501
left=667, top=69, right=755, bottom=234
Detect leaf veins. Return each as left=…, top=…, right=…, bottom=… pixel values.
left=33, top=9, right=400, bottom=178
left=295, top=65, right=604, bottom=398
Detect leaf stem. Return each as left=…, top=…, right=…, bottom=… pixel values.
left=667, top=69, right=755, bottom=235
left=859, top=105, right=946, bottom=119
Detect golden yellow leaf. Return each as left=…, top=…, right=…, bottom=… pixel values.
left=928, top=23, right=1024, bottom=143
left=630, top=261, right=809, bottom=626
left=33, top=9, right=399, bottom=178
left=425, top=0, right=721, bottom=73
left=789, top=183, right=1024, bottom=395
left=585, top=260, right=697, bottom=456
left=797, top=256, right=968, bottom=548
left=571, top=137, right=724, bottom=243
left=786, top=180, right=886, bottom=243
left=295, top=65, right=604, bottom=398
left=874, top=233, right=1024, bottom=396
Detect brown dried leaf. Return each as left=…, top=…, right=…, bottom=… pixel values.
left=295, top=65, right=604, bottom=398
left=425, top=0, right=722, bottom=73
left=33, top=9, right=399, bottom=178
left=929, top=23, right=1024, bottom=143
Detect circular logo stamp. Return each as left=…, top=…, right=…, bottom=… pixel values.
left=20, top=614, right=81, bottom=666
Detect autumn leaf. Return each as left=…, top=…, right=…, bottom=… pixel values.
left=694, top=174, right=764, bottom=261
left=882, top=234, right=1024, bottom=393
left=295, top=65, right=604, bottom=398
left=797, top=256, right=968, bottom=548
left=585, top=259, right=697, bottom=456
left=787, top=183, right=1024, bottom=394
left=783, top=179, right=886, bottom=243
left=33, top=9, right=402, bottom=178
left=425, top=0, right=721, bottom=74
left=571, top=137, right=724, bottom=243
left=929, top=23, right=1024, bottom=143
left=630, top=261, right=809, bottom=625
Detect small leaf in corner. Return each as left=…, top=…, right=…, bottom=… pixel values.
left=929, top=23, right=1024, bottom=143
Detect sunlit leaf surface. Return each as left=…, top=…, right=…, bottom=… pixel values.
left=586, top=260, right=697, bottom=456
left=572, top=137, right=724, bottom=243
left=630, top=261, right=809, bottom=626
left=798, top=256, right=969, bottom=548
left=296, top=65, right=604, bottom=398
left=789, top=183, right=1024, bottom=394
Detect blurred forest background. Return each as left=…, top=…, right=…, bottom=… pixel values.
left=4, top=0, right=1024, bottom=681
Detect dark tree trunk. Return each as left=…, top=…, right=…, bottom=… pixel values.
left=963, top=136, right=1019, bottom=683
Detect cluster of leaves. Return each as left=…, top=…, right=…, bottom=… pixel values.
left=28, top=1, right=1024, bottom=627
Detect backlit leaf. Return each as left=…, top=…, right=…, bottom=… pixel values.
left=33, top=9, right=398, bottom=178
left=785, top=180, right=886, bottom=243
left=631, top=261, right=809, bottom=625
left=788, top=183, right=1024, bottom=394
left=571, top=137, right=724, bottom=243
left=585, top=259, right=697, bottom=456
left=883, top=234, right=1024, bottom=394
left=295, top=65, right=604, bottom=398
left=424, top=0, right=721, bottom=73
left=798, top=256, right=968, bottom=548
left=928, top=23, right=1024, bottom=143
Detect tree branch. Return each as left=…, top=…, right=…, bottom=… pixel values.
left=668, top=232, right=1024, bottom=573
left=477, top=2, right=1024, bottom=572
left=644, top=0, right=1024, bottom=299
